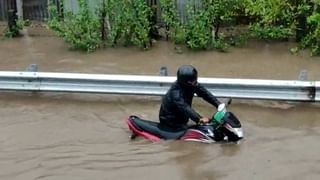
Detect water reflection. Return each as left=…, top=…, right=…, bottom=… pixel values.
left=165, top=140, right=243, bottom=180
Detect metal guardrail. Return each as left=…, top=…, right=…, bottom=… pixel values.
left=0, top=71, right=319, bottom=102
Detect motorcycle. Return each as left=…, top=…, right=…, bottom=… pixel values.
left=126, top=99, right=243, bottom=143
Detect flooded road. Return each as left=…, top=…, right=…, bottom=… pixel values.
left=0, top=27, right=320, bottom=180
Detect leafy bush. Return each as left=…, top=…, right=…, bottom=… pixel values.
left=248, top=24, right=292, bottom=40
left=4, top=19, right=28, bottom=38
left=244, top=0, right=295, bottom=40
left=48, top=0, right=101, bottom=52
left=159, top=0, right=185, bottom=44
left=45, top=0, right=319, bottom=55
left=107, top=0, right=152, bottom=49
left=186, top=10, right=212, bottom=49
left=48, top=0, right=152, bottom=51
left=161, top=0, right=240, bottom=51
left=300, top=11, right=320, bottom=56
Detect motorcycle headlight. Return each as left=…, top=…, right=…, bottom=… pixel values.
left=224, top=123, right=244, bottom=139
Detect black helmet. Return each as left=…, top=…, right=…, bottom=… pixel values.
left=177, top=65, right=198, bottom=86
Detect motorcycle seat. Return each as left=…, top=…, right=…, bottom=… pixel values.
left=129, top=116, right=186, bottom=140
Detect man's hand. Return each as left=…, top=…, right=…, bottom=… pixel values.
left=199, top=117, right=210, bottom=124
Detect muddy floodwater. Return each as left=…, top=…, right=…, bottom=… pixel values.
left=0, top=26, right=320, bottom=180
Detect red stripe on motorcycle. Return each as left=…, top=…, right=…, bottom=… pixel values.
left=180, top=129, right=206, bottom=140
left=126, top=118, right=161, bottom=142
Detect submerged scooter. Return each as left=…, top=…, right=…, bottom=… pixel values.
left=126, top=99, right=243, bottom=143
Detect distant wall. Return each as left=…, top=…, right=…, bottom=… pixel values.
left=23, top=0, right=48, bottom=21
left=0, top=0, right=202, bottom=24
left=0, top=0, right=17, bottom=21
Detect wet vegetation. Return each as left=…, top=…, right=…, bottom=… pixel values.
left=48, top=0, right=101, bottom=52
left=3, top=9, right=30, bottom=38
left=48, top=0, right=152, bottom=52
left=4, top=0, right=318, bottom=56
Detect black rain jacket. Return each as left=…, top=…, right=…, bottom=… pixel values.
left=159, top=81, right=221, bottom=130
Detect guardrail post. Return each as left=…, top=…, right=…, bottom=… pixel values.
left=26, top=64, right=38, bottom=72
left=298, top=70, right=308, bottom=81
left=159, top=66, right=168, bottom=76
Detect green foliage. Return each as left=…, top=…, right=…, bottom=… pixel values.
left=160, top=0, right=240, bottom=50
left=159, top=0, right=179, bottom=28
left=212, top=33, right=230, bottom=52
left=107, top=0, right=133, bottom=46
left=4, top=19, right=29, bottom=38
left=245, top=0, right=320, bottom=55
left=48, top=0, right=152, bottom=51
left=204, top=0, right=237, bottom=25
left=45, top=0, right=319, bottom=55
left=186, top=10, right=212, bottom=49
left=159, top=0, right=185, bottom=44
left=131, top=0, right=152, bottom=48
left=97, top=0, right=152, bottom=49
left=227, top=27, right=251, bottom=46
left=172, top=26, right=186, bottom=44
left=244, top=0, right=295, bottom=40
left=292, top=0, right=320, bottom=56
left=300, top=12, right=320, bottom=56
left=248, top=24, right=292, bottom=40
left=187, top=0, right=241, bottom=50
left=48, top=0, right=101, bottom=52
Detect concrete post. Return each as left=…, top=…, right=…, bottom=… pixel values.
left=15, top=0, right=23, bottom=18
left=7, top=8, right=17, bottom=32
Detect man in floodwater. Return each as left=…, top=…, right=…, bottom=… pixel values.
left=159, top=65, right=221, bottom=131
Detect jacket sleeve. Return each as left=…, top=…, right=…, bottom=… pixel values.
left=171, top=90, right=202, bottom=123
left=195, top=83, right=221, bottom=108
